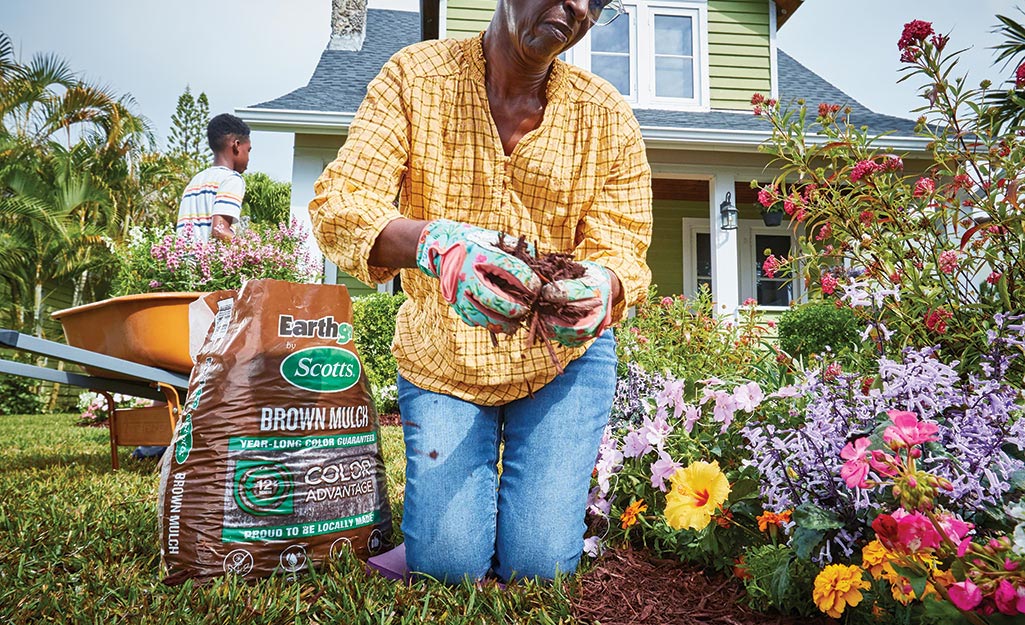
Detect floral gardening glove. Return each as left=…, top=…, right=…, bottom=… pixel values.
left=538, top=261, right=613, bottom=347
left=416, top=219, right=540, bottom=335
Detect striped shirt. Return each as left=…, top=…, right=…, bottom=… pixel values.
left=176, top=166, right=245, bottom=241
left=309, top=34, right=652, bottom=406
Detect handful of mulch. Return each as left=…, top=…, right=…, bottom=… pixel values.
left=490, top=235, right=595, bottom=372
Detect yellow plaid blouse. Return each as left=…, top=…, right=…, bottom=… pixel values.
left=310, top=34, right=652, bottom=405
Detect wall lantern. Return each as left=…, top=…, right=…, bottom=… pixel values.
left=719, top=191, right=738, bottom=231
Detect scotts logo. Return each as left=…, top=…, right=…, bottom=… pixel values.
left=280, top=347, right=361, bottom=393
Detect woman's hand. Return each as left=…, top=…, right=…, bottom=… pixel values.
left=538, top=261, right=613, bottom=347
left=416, top=219, right=540, bottom=335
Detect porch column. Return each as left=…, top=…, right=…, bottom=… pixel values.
left=290, top=144, right=331, bottom=282
left=710, top=174, right=740, bottom=317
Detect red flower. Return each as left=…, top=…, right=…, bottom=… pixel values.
left=757, top=185, right=777, bottom=208
left=898, top=20, right=934, bottom=52
left=987, top=272, right=1002, bottom=285
left=859, top=210, right=874, bottom=226
left=913, top=177, right=935, bottom=197
left=938, top=250, right=958, bottom=274
left=850, top=160, right=880, bottom=183
left=923, top=308, right=952, bottom=334
left=1017, top=62, right=1025, bottom=89
left=751, top=93, right=765, bottom=105
left=872, top=513, right=900, bottom=551
left=821, top=273, right=838, bottom=295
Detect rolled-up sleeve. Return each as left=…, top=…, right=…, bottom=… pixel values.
left=309, top=57, right=410, bottom=286
left=576, top=113, right=652, bottom=324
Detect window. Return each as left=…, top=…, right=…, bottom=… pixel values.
left=683, top=218, right=801, bottom=308
left=653, top=14, right=694, bottom=99
left=589, top=9, right=635, bottom=97
left=739, top=223, right=800, bottom=308
left=566, top=1, right=708, bottom=110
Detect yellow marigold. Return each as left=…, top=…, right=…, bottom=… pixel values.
left=620, top=499, right=647, bottom=529
left=861, top=540, right=896, bottom=580
left=756, top=509, right=792, bottom=532
left=664, top=460, right=731, bottom=531
left=813, top=564, right=870, bottom=618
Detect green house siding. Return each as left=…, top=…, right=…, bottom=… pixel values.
left=708, top=0, right=772, bottom=110
left=444, top=0, right=496, bottom=38
left=442, top=0, right=773, bottom=108
left=647, top=200, right=706, bottom=296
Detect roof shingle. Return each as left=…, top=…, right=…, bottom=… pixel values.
left=250, top=9, right=918, bottom=137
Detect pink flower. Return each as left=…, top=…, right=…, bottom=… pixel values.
left=868, top=450, right=899, bottom=478
left=757, top=186, right=777, bottom=208
left=895, top=511, right=941, bottom=552
left=883, top=410, right=939, bottom=449
left=815, top=222, right=832, bottom=241
left=938, top=250, right=958, bottom=274
left=762, top=255, right=780, bottom=279
left=935, top=512, right=974, bottom=544
left=650, top=451, right=683, bottom=492
left=751, top=93, right=765, bottom=105
left=711, top=391, right=738, bottom=432
left=913, top=177, right=936, bottom=197
left=898, top=20, right=934, bottom=52
left=660, top=296, right=674, bottom=307
left=994, top=580, right=1020, bottom=616
left=988, top=272, right=1003, bottom=285
left=948, top=579, right=983, bottom=611
left=840, top=437, right=872, bottom=488
left=622, top=429, right=650, bottom=458
left=681, top=403, right=701, bottom=434
left=850, top=160, right=880, bottom=182
left=1017, top=61, right=1025, bottom=89
left=732, top=382, right=764, bottom=412
left=821, top=273, right=838, bottom=295
left=823, top=362, right=842, bottom=381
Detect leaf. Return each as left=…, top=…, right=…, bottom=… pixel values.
left=770, top=557, right=792, bottom=604
left=728, top=477, right=760, bottom=503
left=793, top=502, right=845, bottom=531
left=959, top=224, right=980, bottom=250
left=891, top=564, right=929, bottom=599
left=790, top=527, right=824, bottom=560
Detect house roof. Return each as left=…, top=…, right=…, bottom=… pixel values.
left=243, top=8, right=923, bottom=149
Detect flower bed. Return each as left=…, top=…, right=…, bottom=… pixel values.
left=584, top=17, right=1025, bottom=622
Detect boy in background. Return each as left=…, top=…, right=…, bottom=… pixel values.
left=133, top=114, right=252, bottom=461
left=175, top=113, right=252, bottom=242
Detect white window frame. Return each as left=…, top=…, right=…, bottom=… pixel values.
left=738, top=222, right=802, bottom=310
left=569, top=5, right=639, bottom=100
left=681, top=218, right=710, bottom=296
left=683, top=218, right=803, bottom=311
left=566, top=0, right=709, bottom=111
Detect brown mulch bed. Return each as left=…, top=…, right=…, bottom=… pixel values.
left=571, top=548, right=835, bottom=625
left=379, top=412, right=401, bottom=427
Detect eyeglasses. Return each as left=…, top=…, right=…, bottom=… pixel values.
left=587, top=0, right=624, bottom=27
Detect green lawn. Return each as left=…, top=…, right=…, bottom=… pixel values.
left=0, top=414, right=579, bottom=624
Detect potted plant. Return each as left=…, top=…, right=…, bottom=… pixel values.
left=756, top=184, right=786, bottom=226
left=53, top=220, right=322, bottom=373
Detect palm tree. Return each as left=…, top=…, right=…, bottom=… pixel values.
left=985, top=9, right=1025, bottom=133
left=0, top=31, right=156, bottom=332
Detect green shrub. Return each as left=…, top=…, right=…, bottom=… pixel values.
left=777, top=302, right=859, bottom=360
left=0, top=373, right=45, bottom=416
left=352, top=292, right=405, bottom=415
left=617, top=286, right=777, bottom=384
left=740, top=544, right=819, bottom=617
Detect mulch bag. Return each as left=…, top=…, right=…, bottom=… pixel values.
left=158, top=278, right=392, bottom=583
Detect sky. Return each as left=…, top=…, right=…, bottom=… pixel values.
left=1, top=0, right=1019, bottom=183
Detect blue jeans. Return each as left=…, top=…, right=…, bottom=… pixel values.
left=397, top=330, right=616, bottom=583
